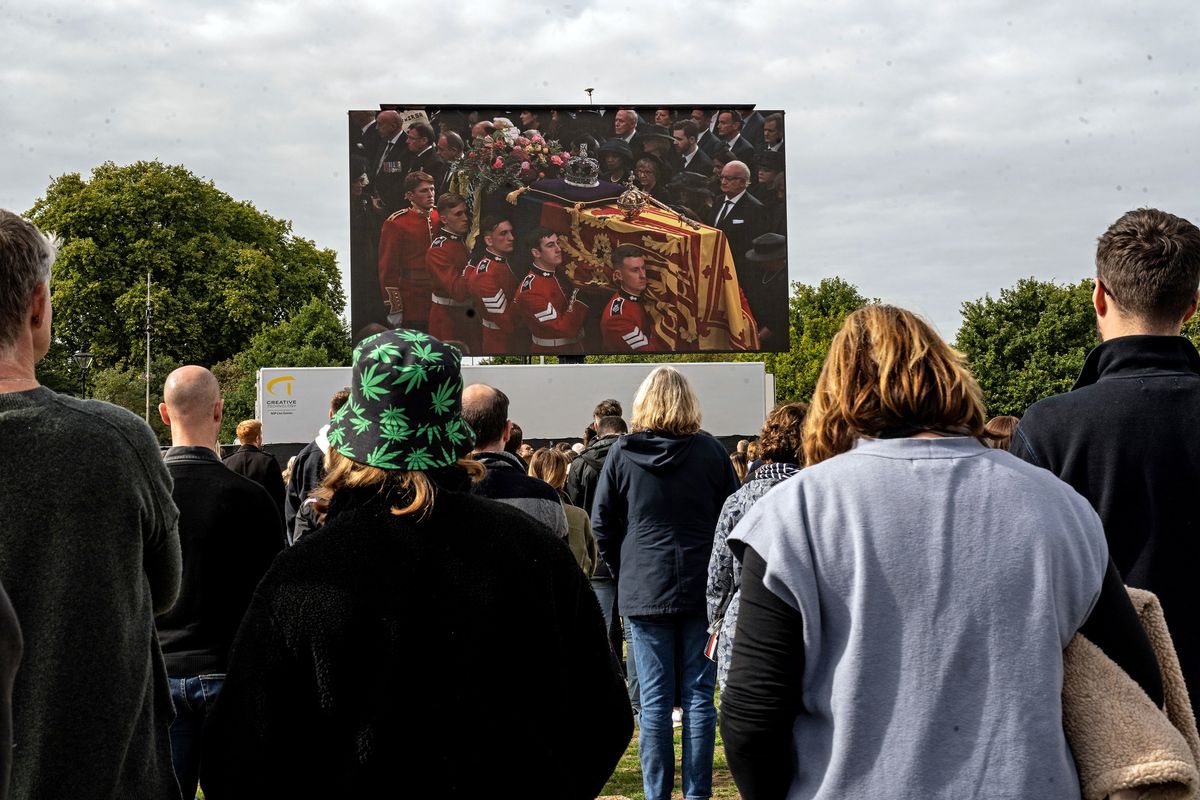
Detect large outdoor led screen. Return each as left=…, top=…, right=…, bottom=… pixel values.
left=348, top=105, right=788, bottom=356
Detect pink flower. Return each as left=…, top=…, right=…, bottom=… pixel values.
left=493, top=157, right=504, bottom=169
left=468, top=151, right=477, bottom=158
left=516, top=136, right=530, bottom=147
left=538, top=171, right=545, bottom=178
left=531, top=134, right=545, bottom=144
left=521, top=161, right=532, bottom=171
left=550, top=155, right=563, bottom=166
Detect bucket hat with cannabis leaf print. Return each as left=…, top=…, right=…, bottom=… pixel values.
left=327, top=329, right=476, bottom=471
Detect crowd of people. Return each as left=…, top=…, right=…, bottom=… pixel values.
left=2, top=203, right=1200, bottom=800
left=349, top=107, right=789, bottom=355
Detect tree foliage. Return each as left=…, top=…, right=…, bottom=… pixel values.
left=955, top=278, right=1097, bottom=416
left=213, top=298, right=351, bottom=444
left=762, top=277, right=875, bottom=403
left=89, top=354, right=182, bottom=445
left=26, top=160, right=344, bottom=374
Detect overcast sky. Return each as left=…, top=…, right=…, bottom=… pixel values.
left=2, top=0, right=1196, bottom=338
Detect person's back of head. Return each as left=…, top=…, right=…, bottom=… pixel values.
left=160, top=366, right=223, bottom=448
left=1096, top=208, right=1200, bottom=333
left=983, top=415, right=1019, bottom=450
left=329, top=387, right=351, bottom=420
left=757, top=402, right=808, bottom=465
left=593, top=398, right=622, bottom=421
left=235, top=419, right=262, bottom=446
left=462, top=383, right=510, bottom=451
left=0, top=210, right=57, bottom=364
left=631, top=366, right=701, bottom=436
left=804, top=305, right=985, bottom=467
left=505, top=422, right=524, bottom=455
left=596, top=415, right=627, bottom=437
left=528, top=447, right=569, bottom=490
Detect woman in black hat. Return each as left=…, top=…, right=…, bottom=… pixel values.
left=598, top=137, right=634, bottom=184
left=201, top=329, right=633, bottom=798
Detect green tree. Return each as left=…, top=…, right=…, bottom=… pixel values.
left=89, top=354, right=181, bottom=445
left=955, top=278, right=1097, bottom=416
left=213, top=298, right=351, bottom=443
left=762, top=277, right=875, bottom=402
left=26, top=160, right=343, bottom=373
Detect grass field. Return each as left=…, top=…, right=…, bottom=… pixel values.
left=599, top=720, right=741, bottom=800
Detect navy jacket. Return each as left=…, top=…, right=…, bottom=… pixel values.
left=592, top=431, right=740, bottom=617
left=1011, top=335, right=1200, bottom=710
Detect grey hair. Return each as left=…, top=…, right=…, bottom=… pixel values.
left=0, top=210, right=59, bottom=351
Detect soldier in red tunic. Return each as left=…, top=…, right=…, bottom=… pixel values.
left=377, top=171, right=439, bottom=331
left=465, top=217, right=522, bottom=354
left=514, top=228, right=590, bottom=355
left=425, top=192, right=481, bottom=354
left=601, top=244, right=666, bottom=353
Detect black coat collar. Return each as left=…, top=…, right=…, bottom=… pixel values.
left=1073, top=335, right=1200, bottom=390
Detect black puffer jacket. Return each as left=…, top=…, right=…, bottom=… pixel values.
left=592, top=431, right=740, bottom=617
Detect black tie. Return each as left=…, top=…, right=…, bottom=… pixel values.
left=716, top=198, right=733, bottom=225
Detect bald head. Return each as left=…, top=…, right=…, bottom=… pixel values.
left=160, top=366, right=223, bottom=448
left=461, top=383, right=510, bottom=451
left=376, top=110, right=402, bottom=139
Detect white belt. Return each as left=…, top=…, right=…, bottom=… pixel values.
left=431, top=294, right=470, bottom=307
left=531, top=335, right=580, bottom=347
left=481, top=320, right=500, bottom=330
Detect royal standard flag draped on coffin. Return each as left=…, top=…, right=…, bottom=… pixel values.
left=513, top=188, right=760, bottom=352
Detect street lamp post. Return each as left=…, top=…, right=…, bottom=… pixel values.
left=71, top=346, right=94, bottom=399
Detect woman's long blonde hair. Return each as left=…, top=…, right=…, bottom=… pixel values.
left=630, top=366, right=702, bottom=435
left=312, top=449, right=485, bottom=520
left=803, top=305, right=986, bottom=466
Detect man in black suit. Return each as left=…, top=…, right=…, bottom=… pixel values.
left=223, top=419, right=286, bottom=524
left=435, top=131, right=464, bottom=196
left=350, top=110, right=377, bottom=165
left=405, top=121, right=448, bottom=195
left=372, top=110, right=408, bottom=213
left=739, top=108, right=766, bottom=150
left=715, top=110, right=757, bottom=165
left=762, top=112, right=785, bottom=155
left=690, top=109, right=725, bottom=156
left=708, top=160, right=764, bottom=278
left=671, top=120, right=713, bottom=176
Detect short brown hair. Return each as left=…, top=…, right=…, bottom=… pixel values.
left=403, top=171, right=434, bottom=193
left=611, top=244, right=642, bottom=269
left=528, top=447, right=569, bottom=490
left=593, top=398, right=622, bottom=419
left=757, top=402, right=808, bottom=463
left=983, top=415, right=1019, bottom=450
left=235, top=419, right=262, bottom=444
left=330, top=388, right=351, bottom=415
left=437, top=192, right=467, bottom=215
left=804, top=305, right=985, bottom=466
left=1096, top=208, right=1200, bottom=326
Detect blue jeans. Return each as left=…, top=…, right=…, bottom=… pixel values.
left=628, top=615, right=717, bottom=800
left=168, top=674, right=224, bottom=799
left=623, top=615, right=640, bottom=713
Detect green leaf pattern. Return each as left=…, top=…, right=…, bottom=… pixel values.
left=368, top=341, right=403, bottom=363
left=358, top=362, right=388, bottom=401
left=365, top=444, right=402, bottom=469
left=404, top=447, right=437, bottom=470
left=429, top=378, right=457, bottom=415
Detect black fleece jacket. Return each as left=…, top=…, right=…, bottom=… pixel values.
left=1011, top=334, right=1200, bottom=711
left=201, top=471, right=632, bottom=798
